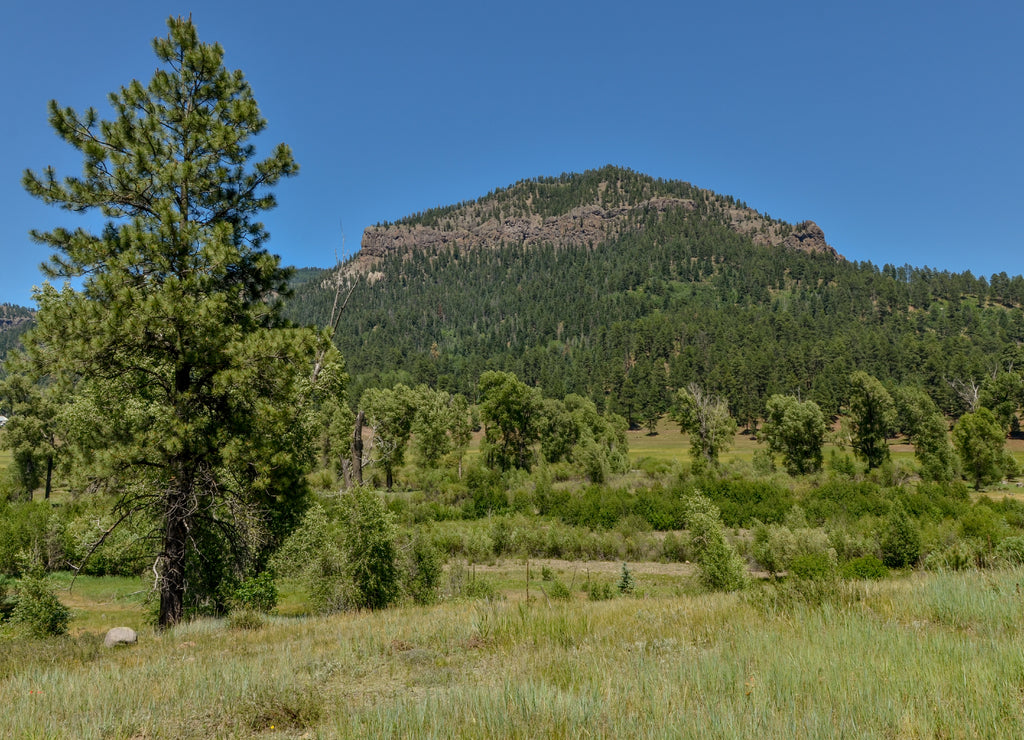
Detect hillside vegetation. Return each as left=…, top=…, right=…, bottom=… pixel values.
left=284, top=166, right=1024, bottom=425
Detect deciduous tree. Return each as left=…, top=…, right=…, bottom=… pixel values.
left=671, top=383, right=736, bottom=472
left=361, top=384, right=417, bottom=489
left=847, top=372, right=896, bottom=470
left=954, top=408, right=1009, bottom=490
left=762, top=394, right=827, bottom=475
left=478, top=371, right=543, bottom=471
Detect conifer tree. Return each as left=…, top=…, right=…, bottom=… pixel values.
left=18, top=17, right=326, bottom=627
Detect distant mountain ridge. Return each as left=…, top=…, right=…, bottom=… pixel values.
left=344, top=165, right=838, bottom=277
left=0, top=303, right=35, bottom=363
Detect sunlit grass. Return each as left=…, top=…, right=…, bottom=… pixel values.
left=5, top=568, right=1024, bottom=737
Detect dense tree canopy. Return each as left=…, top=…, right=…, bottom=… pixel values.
left=15, top=17, right=323, bottom=627
left=762, top=395, right=827, bottom=475
left=847, top=372, right=896, bottom=471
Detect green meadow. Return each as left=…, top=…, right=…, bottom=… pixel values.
left=4, top=567, right=1024, bottom=738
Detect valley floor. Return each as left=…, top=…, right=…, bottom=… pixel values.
left=4, top=567, right=1023, bottom=738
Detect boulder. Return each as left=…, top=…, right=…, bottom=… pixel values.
left=104, top=626, right=138, bottom=648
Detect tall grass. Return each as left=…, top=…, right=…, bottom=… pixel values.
left=4, top=568, right=1024, bottom=737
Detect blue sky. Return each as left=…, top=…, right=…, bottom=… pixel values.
left=2, top=0, right=1022, bottom=306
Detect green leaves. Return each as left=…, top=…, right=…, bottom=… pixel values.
left=478, top=371, right=544, bottom=471
left=954, top=408, right=1010, bottom=490
left=848, top=372, right=896, bottom=471
left=762, top=395, right=826, bottom=475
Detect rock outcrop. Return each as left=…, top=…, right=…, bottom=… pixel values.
left=339, top=169, right=841, bottom=278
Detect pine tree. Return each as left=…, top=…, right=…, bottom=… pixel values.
left=18, top=17, right=323, bottom=627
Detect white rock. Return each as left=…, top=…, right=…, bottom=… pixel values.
left=104, top=626, right=138, bottom=647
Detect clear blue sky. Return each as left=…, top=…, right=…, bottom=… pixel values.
left=2, top=0, right=1022, bottom=306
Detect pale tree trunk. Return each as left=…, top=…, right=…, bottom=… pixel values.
left=351, top=410, right=364, bottom=486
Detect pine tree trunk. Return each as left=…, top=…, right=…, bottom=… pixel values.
left=159, top=474, right=189, bottom=628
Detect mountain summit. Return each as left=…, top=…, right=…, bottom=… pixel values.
left=345, top=166, right=838, bottom=275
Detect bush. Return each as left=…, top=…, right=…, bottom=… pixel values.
left=464, top=577, right=497, bottom=600
left=587, top=580, right=614, bottom=601
left=752, top=508, right=836, bottom=577
left=10, top=575, right=71, bottom=638
left=881, top=504, right=921, bottom=569
left=923, top=541, right=984, bottom=571
left=228, top=609, right=267, bottom=630
left=660, top=531, right=689, bottom=562
left=339, top=487, right=400, bottom=610
left=788, top=552, right=837, bottom=582
left=996, top=535, right=1024, bottom=565
left=271, top=503, right=346, bottom=614
left=231, top=572, right=278, bottom=614
left=0, top=576, right=13, bottom=621
left=695, top=478, right=794, bottom=527
left=686, top=496, right=747, bottom=592
left=546, top=579, right=573, bottom=600
left=839, top=555, right=888, bottom=580
left=403, top=529, right=445, bottom=605
left=0, top=501, right=61, bottom=576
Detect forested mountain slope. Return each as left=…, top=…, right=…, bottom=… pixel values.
left=0, top=304, right=35, bottom=365
left=280, top=166, right=1024, bottom=424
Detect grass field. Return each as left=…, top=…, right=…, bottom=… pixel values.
left=4, top=567, right=1024, bottom=738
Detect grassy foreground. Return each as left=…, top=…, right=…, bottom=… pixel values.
left=4, top=568, right=1024, bottom=738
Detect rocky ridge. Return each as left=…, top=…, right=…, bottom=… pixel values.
left=336, top=169, right=840, bottom=278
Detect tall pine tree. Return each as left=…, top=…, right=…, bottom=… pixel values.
left=19, top=17, right=329, bottom=626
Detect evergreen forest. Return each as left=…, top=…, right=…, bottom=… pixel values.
left=283, top=166, right=1024, bottom=429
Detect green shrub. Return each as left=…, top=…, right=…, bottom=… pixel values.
left=546, top=579, right=573, bottom=600
left=881, top=504, right=921, bottom=569
left=587, top=580, right=614, bottom=601
left=752, top=508, right=835, bottom=578
left=828, top=451, right=857, bottom=477
left=270, top=503, right=346, bottom=614
left=839, top=555, right=888, bottom=580
left=339, top=487, right=401, bottom=610
left=788, top=552, right=837, bottom=582
left=0, top=576, right=13, bottom=620
left=0, top=501, right=61, bottom=576
left=231, top=572, right=278, bottom=613
left=243, top=684, right=323, bottom=732
left=695, top=478, right=794, bottom=527
left=464, top=577, right=497, bottom=600
left=923, top=541, right=982, bottom=571
left=403, top=529, right=445, bottom=605
left=660, top=531, right=689, bottom=562
left=10, top=575, right=71, bottom=638
left=958, top=504, right=1007, bottom=545
left=687, top=496, right=748, bottom=592
left=490, top=516, right=514, bottom=556
left=996, top=535, right=1024, bottom=564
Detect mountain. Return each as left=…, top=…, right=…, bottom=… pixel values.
left=345, top=165, right=838, bottom=278
left=0, top=303, right=35, bottom=363
left=277, top=166, right=1024, bottom=424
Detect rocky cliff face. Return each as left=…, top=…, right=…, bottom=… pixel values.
left=343, top=171, right=840, bottom=276
left=358, top=196, right=699, bottom=261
